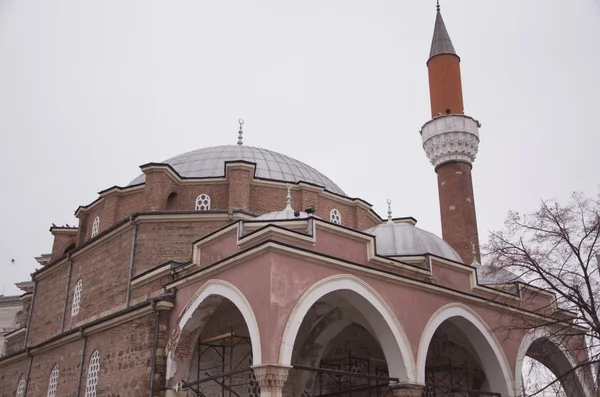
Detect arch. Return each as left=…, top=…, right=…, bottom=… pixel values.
left=166, top=192, right=178, bottom=210
left=195, top=194, right=211, bottom=211
left=166, top=279, right=262, bottom=382
left=63, top=243, right=76, bottom=256
left=416, top=303, right=515, bottom=396
left=279, top=274, right=416, bottom=382
left=15, top=374, right=26, bottom=397
left=515, top=328, right=591, bottom=397
left=46, top=364, right=59, bottom=397
left=71, top=279, right=83, bottom=316
left=90, top=216, right=100, bottom=238
left=84, top=350, right=100, bottom=397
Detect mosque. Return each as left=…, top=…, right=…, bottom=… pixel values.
left=0, top=5, right=593, bottom=397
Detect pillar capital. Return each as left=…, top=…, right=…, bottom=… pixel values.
left=251, top=364, right=292, bottom=397
left=391, top=382, right=425, bottom=397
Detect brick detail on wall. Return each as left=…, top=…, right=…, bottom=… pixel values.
left=228, top=167, right=253, bottom=210
left=436, top=161, right=480, bottom=264
left=427, top=54, right=464, bottom=117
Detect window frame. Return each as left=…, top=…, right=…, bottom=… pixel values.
left=90, top=216, right=100, bottom=238
left=46, top=365, right=59, bottom=397
left=84, top=350, right=100, bottom=397
left=195, top=194, right=211, bottom=211
left=71, top=279, right=83, bottom=317
left=330, top=208, right=342, bottom=225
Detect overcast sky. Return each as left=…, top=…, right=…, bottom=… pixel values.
left=0, top=0, right=598, bottom=295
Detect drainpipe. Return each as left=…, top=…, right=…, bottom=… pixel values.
left=23, top=280, right=37, bottom=347
left=60, top=255, right=73, bottom=333
left=126, top=218, right=139, bottom=307
left=148, top=301, right=161, bottom=397
left=22, top=352, right=33, bottom=396
left=76, top=330, right=87, bottom=397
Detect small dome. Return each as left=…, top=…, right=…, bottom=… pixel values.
left=364, top=221, right=462, bottom=263
left=129, top=145, right=346, bottom=196
left=476, top=265, right=523, bottom=285
left=255, top=210, right=312, bottom=221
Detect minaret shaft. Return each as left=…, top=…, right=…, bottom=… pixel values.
left=422, top=7, right=481, bottom=264
left=427, top=54, right=464, bottom=118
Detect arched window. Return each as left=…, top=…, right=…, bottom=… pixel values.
left=330, top=209, right=341, bottom=225
left=15, top=375, right=26, bottom=397
left=84, top=350, right=100, bottom=397
left=46, top=365, right=59, bottom=397
left=71, top=279, right=83, bottom=316
left=195, top=194, right=211, bottom=211
left=90, top=216, right=100, bottom=238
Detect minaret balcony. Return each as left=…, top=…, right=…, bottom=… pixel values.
left=419, top=114, right=481, bottom=168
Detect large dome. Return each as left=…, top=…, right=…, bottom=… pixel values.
left=364, top=221, right=463, bottom=263
left=129, top=145, right=346, bottom=196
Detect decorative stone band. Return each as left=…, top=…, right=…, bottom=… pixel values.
left=420, top=114, right=481, bottom=168
left=252, top=364, right=292, bottom=390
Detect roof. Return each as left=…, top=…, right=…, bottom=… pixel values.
left=129, top=145, right=346, bottom=196
left=476, top=265, right=523, bottom=285
left=428, top=10, right=458, bottom=61
left=255, top=210, right=313, bottom=221
left=364, top=221, right=463, bottom=263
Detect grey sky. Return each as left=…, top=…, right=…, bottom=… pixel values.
left=0, top=1, right=598, bottom=295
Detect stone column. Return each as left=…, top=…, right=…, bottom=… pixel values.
left=252, top=364, right=291, bottom=397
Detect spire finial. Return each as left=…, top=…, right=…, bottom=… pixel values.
left=471, top=241, right=480, bottom=267
left=237, top=119, right=244, bottom=146
left=386, top=199, right=393, bottom=224
left=436, top=0, right=440, bottom=11
left=285, top=184, right=293, bottom=211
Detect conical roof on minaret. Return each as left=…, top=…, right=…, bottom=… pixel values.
left=428, top=6, right=459, bottom=62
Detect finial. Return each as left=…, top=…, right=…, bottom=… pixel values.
left=237, top=119, right=244, bottom=146
left=285, top=184, right=293, bottom=211
left=471, top=241, right=480, bottom=267
left=386, top=199, right=393, bottom=224
left=436, top=0, right=440, bottom=11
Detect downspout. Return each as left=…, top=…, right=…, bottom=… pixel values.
left=60, top=255, right=73, bottom=333
left=76, top=330, right=87, bottom=397
left=126, top=218, right=139, bottom=307
left=22, top=352, right=33, bottom=396
left=148, top=301, right=161, bottom=397
left=23, top=280, right=37, bottom=347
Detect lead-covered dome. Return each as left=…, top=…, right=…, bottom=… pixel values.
left=129, top=145, right=346, bottom=196
left=364, top=220, right=463, bottom=263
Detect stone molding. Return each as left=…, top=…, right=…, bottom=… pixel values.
left=251, top=364, right=291, bottom=389
left=420, top=114, right=480, bottom=168
left=391, top=382, right=425, bottom=397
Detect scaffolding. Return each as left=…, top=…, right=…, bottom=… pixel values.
left=183, top=330, right=256, bottom=397
left=424, top=360, right=501, bottom=397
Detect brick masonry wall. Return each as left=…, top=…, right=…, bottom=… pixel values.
left=0, top=357, right=29, bottom=397
left=436, top=161, right=480, bottom=264
left=134, top=220, right=228, bottom=274
left=166, top=184, right=229, bottom=211
left=228, top=168, right=252, bottom=210
left=62, top=230, right=133, bottom=333
left=28, top=265, right=69, bottom=346
left=50, top=232, right=77, bottom=262
left=26, top=339, right=81, bottom=397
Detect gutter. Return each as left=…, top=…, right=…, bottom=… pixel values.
left=60, top=256, right=73, bottom=333
left=148, top=300, right=161, bottom=397
left=22, top=352, right=33, bottom=396
left=75, top=330, right=87, bottom=397
left=126, top=218, right=139, bottom=307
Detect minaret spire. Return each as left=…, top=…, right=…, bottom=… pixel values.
left=420, top=5, right=481, bottom=264
left=429, top=4, right=458, bottom=62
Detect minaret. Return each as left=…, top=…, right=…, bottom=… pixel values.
left=420, top=3, right=481, bottom=264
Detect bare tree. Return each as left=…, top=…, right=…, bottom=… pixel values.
left=484, top=191, right=600, bottom=396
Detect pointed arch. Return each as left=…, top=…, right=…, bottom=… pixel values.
left=416, top=303, right=514, bottom=396
left=279, top=274, right=416, bottom=382
left=166, top=279, right=262, bottom=383
left=515, top=328, right=591, bottom=397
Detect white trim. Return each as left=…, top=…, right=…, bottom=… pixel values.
left=90, top=216, right=100, bottom=238
left=279, top=274, right=416, bottom=382
left=515, top=328, right=592, bottom=397
left=416, top=303, right=515, bottom=396
left=195, top=194, right=211, bottom=211
left=166, top=280, right=262, bottom=381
